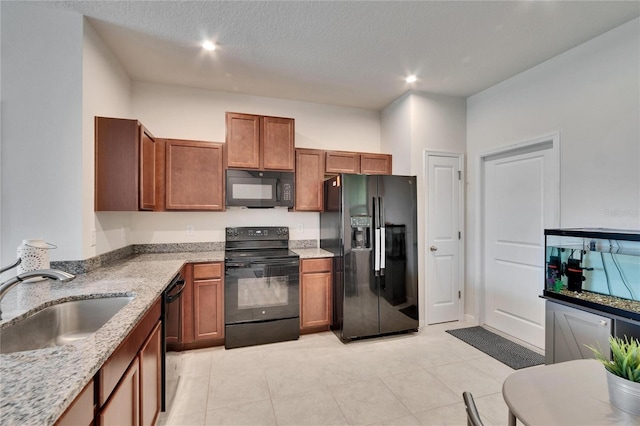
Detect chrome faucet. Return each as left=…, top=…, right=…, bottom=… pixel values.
left=0, top=269, right=75, bottom=319
left=0, top=258, right=22, bottom=274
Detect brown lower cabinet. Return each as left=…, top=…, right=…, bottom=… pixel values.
left=99, top=304, right=161, bottom=426
left=300, top=258, right=333, bottom=333
left=55, top=379, right=95, bottom=426
left=99, top=358, right=140, bottom=426
left=168, top=262, right=225, bottom=351
left=56, top=298, right=162, bottom=426
left=139, top=322, right=162, bottom=426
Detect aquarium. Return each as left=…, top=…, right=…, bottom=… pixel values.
left=545, top=229, right=640, bottom=303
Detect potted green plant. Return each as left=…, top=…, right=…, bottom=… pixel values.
left=587, top=335, right=640, bottom=415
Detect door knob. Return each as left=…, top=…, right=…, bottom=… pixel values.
left=430, top=246, right=438, bottom=252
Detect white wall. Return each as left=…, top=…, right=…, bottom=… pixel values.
left=380, top=93, right=412, bottom=174
left=381, top=92, right=467, bottom=325
left=82, top=19, right=133, bottom=259
left=410, top=93, right=467, bottom=157
left=131, top=82, right=381, bottom=150
left=465, top=18, right=640, bottom=320
left=1, top=2, right=84, bottom=266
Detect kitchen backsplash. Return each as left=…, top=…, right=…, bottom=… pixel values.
left=51, top=239, right=318, bottom=275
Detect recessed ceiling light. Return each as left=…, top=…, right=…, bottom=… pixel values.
left=202, top=40, right=216, bottom=51
left=405, top=75, right=417, bottom=83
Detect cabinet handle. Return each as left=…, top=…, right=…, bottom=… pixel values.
left=599, top=320, right=608, bottom=326
left=430, top=246, right=438, bottom=252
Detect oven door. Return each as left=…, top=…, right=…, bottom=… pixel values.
left=224, top=258, right=299, bottom=324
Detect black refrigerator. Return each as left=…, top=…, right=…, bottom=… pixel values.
left=320, top=174, right=419, bottom=342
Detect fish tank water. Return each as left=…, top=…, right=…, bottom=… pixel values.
left=545, top=229, right=640, bottom=307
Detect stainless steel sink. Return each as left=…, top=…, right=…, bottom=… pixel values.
left=0, top=296, right=133, bottom=354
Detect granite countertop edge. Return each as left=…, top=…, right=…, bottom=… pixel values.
left=0, top=251, right=224, bottom=426
left=290, top=247, right=334, bottom=258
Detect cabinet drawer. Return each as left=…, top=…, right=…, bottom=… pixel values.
left=193, top=263, right=222, bottom=279
left=301, top=258, right=332, bottom=274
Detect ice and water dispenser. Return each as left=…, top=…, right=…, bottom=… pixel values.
left=350, top=215, right=371, bottom=249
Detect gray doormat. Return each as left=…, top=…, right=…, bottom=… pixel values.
left=446, top=326, right=544, bottom=370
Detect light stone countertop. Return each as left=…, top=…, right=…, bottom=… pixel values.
left=291, top=247, right=334, bottom=258
left=0, top=251, right=224, bottom=426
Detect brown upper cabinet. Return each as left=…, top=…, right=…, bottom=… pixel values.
left=295, top=148, right=325, bottom=211
left=225, top=112, right=295, bottom=171
left=325, top=151, right=360, bottom=174
left=297, top=149, right=393, bottom=212
left=165, top=139, right=224, bottom=211
left=360, top=153, right=393, bottom=175
left=325, top=150, right=392, bottom=175
left=95, top=116, right=157, bottom=211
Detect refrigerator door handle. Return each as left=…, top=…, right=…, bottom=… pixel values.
left=373, top=196, right=380, bottom=274
left=379, top=196, right=385, bottom=275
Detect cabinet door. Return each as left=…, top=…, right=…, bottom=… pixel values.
left=154, top=138, right=166, bottom=212
left=325, top=151, right=360, bottom=174
left=545, top=301, right=611, bottom=364
left=165, top=140, right=224, bottom=210
left=295, top=149, right=325, bottom=211
left=99, top=357, right=140, bottom=426
left=360, top=153, right=392, bottom=175
left=139, top=322, right=161, bottom=426
left=261, top=116, right=295, bottom=171
left=226, top=112, right=260, bottom=169
left=181, top=265, right=195, bottom=344
left=301, top=272, right=332, bottom=330
left=56, top=379, right=94, bottom=426
left=193, top=278, right=224, bottom=341
left=95, top=117, right=139, bottom=211
left=139, top=126, right=156, bottom=210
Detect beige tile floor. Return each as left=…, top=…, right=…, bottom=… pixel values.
left=158, top=321, right=519, bottom=426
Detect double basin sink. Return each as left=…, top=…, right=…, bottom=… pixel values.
left=0, top=296, right=133, bottom=354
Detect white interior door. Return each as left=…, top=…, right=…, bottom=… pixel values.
left=427, top=154, right=462, bottom=324
left=483, top=139, right=559, bottom=349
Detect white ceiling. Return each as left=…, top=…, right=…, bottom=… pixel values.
left=45, top=1, right=640, bottom=110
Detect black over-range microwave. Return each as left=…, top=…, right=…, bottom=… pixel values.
left=226, top=169, right=294, bottom=208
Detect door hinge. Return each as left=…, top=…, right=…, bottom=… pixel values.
left=458, top=231, right=461, bottom=240
left=458, top=291, right=461, bottom=299
left=458, top=170, right=462, bottom=180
